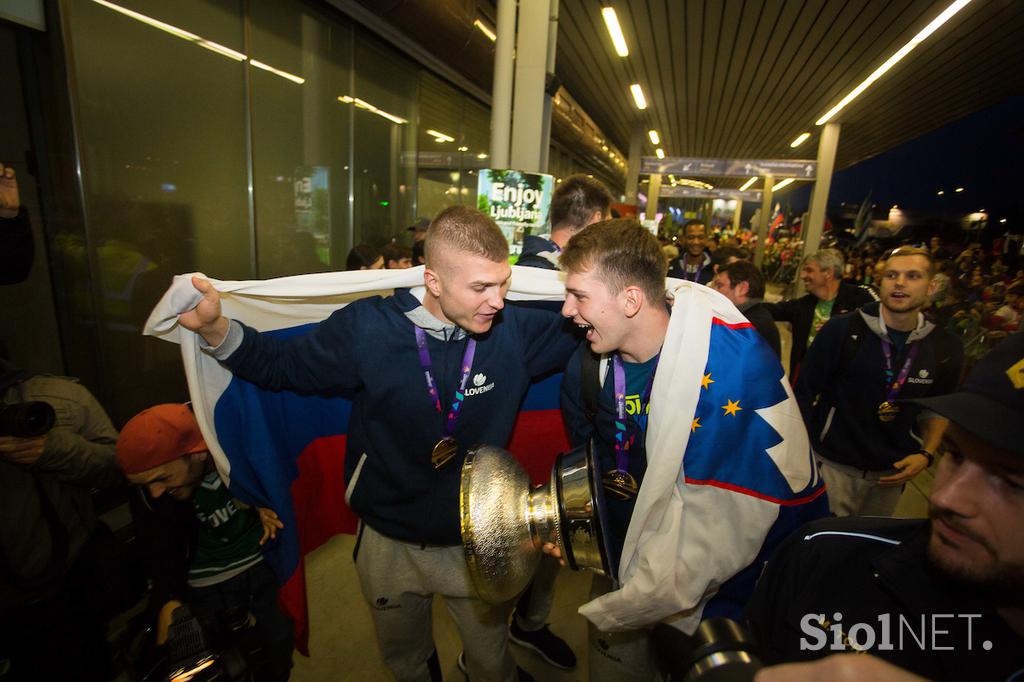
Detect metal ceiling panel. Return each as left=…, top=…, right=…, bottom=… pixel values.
left=556, top=0, right=1024, bottom=184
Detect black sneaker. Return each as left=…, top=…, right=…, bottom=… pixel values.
left=508, top=621, right=577, bottom=670
left=457, top=651, right=535, bottom=681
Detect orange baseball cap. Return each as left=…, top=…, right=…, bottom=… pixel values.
left=117, top=403, right=208, bottom=474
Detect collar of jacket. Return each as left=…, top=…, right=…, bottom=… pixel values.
left=737, top=298, right=764, bottom=313
left=859, top=301, right=935, bottom=344
left=392, top=287, right=467, bottom=342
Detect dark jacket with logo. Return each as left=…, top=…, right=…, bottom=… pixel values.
left=764, top=282, right=877, bottom=376
left=795, top=302, right=963, bottom=471
left=217, top=290, right=579, bottom=545
left=745, top=517, right=1022, bottom=681
left=516, top=234, right=561, bottom=270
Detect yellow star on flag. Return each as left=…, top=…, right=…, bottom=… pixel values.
left=700, top=373, right=714, bottom=390
left=722, top=399, right=742, bottom=417
left=691, top=417, right=702, bottom=432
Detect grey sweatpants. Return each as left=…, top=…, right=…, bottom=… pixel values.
left=354, top=523, right=518, bottom=681
left=817, top=456, right=904, bottom=517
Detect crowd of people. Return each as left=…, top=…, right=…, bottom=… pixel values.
left=1, top=162, right=1021, bottom=682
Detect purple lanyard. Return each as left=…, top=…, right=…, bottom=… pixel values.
left=612, top=353, right=659, bottom=474
left=881, top=338, right=919, bottom=403
left=414, top=327, right=477, bottom=437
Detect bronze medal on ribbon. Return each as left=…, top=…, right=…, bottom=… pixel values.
left=877, top=401, right=900, bottom=422
left=432, top=437, right=458, bottom=469
left=602, top=469, right=639, bottom=500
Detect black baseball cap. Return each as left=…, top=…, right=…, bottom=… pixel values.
left=909, top=334, right=1024, bottom=456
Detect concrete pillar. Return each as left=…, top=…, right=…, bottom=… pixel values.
left=510, top=0, right=552, bottom=172
left=490, top=0, right=516, bottom=168
left=733, top=200, right=743, bottom=232
left=647, top=173, right=662, bottom=221
left=624, top=123, right=644, bottom=204
left=538, top=0, right=559, bottom=172
left=754, top=175, right=774, bottom=267
left=804, top=123, right=841, bottom=253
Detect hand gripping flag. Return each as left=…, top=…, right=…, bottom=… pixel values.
left=143, top=266, right=571, bottom=654
left=578, top=280, right=828, bottom=634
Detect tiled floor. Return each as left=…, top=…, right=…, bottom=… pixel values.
left=291, top=313, right=933, bottom=680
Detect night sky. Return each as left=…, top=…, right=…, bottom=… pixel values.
left=785, top=96, right=1023, bottom=231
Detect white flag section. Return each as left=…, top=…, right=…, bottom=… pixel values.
left=145, top=266, right=822, bottom=634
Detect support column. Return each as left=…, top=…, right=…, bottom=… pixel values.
left=754, top=175, right=774, bottom=267
left=625, top=123, right=644, bottom=204
left=804, top=122, right=841, bottom=253
left=510, top=0, right=552, bottom=172
left=646, top=173, right=663, bottom=222
left=490, top=0, right=516, bottom=168
left=733, top=200, right=743, bottom=232
left=538, top=0, right=559, bottom=172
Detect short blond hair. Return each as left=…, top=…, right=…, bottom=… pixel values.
left=560, top=219, right=667, bottom=303
left=886, top=246, right=935, bottom=277
left=424, top=206, right=508, bottom=266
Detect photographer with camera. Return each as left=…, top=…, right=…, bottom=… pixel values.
left=117, top=403, right=293, bottom=682
left=0, top=357, right=125, bottom=681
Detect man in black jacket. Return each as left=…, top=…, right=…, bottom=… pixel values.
left=667, top=220, right=714, bottom=285
left=517, top=174, right=612, bottom=270
left=765, top=248, right=876, bottom=378
left=745, top=334, right=1024, bottom=682
left=796, top=247, right=963, bottom=517
left=711, top=260, right=781, bottom=357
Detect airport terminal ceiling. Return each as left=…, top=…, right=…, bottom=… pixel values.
left=351, top=0, right=1023, bottom=189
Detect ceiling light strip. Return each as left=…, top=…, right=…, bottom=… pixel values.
left=815, top=0, right=973, bottom=125
left=473, top=19, right=497, bottom=42
left=601, top=7, right=629, bottom=57
left=630, top=84, right=647, bottom=110
left=739, top=177, right=758, bottom=191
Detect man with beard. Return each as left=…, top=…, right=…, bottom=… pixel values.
left=745, top=334, right=1024, bottom=681
left=667, top=220, right=713, bottom=285
left=795, top=247, right=963, bottom=516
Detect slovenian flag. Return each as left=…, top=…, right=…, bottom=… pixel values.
left=579, top=280, right=828, bottom=633
left=143, top=266, right=570, bottom=654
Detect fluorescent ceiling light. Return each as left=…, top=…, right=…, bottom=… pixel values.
left=477, top=153, right=489, bottom=159
left=648, top=130, right=660, bottom=145
left=630, top=84, right=647, bottom=110
left=337, top=96, right=408, bottom=124
left=91, top=0, right=316, bottom=87
left=739, top=177, right=758, bottom=191
left=655, top=148, right=665, bottom=159
left=955, top=187, right=964, bottom=192
left=772, top=178, right=795, bottom=192
left=816, top=0, right=973, bottom=125
left=249, top=59, right=304, bottom=84
left=937, top=190, right=944, bottom=195
left=679, top=178, right=713, bottom=189
left=457, top=146, right=469, bottom=152
left=601, top=7, right=629, bottom=57
left=790, top=132, right=811, bottom=148
left=1000, top=218, right=1007, bottom=224
left=427, top=129, right=455, bottom=143
left=473, top=19, right=497, bottom=42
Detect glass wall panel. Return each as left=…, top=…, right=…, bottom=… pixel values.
left=352, top=33, right=417, bottom=247
left=62, top=0, right=250, bottom=422
left=415, top=72, right=490, bottom=222
left=249, top=0, right=353, bottom=276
